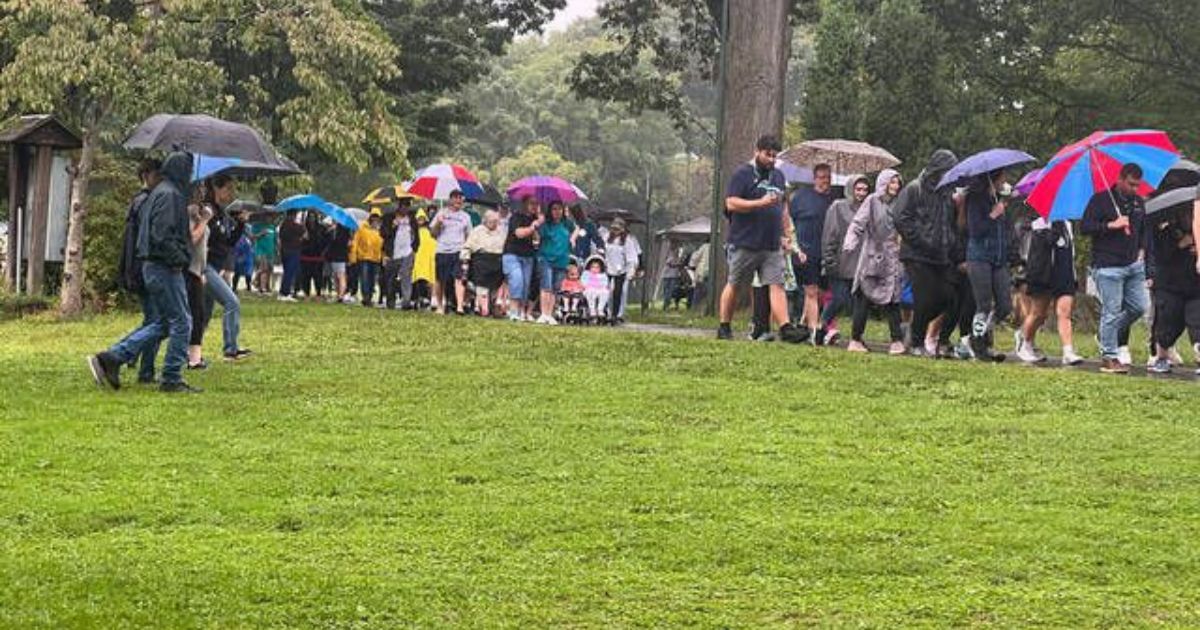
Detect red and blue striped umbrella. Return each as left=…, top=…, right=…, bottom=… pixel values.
left=1027, top=129, right=1179, bottom=220
left=404, top=163, right=484, bottom=201
left=506, top=175, right=588, bottom=206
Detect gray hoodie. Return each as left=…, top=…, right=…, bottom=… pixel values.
left=821, top=174, right=870, bottom=280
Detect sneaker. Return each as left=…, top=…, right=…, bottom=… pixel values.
left=87, top=353, right=121, bottom=390
left=187, top=359, right=209, bottom=371
left=954, top=339, right=975, bottom=361
left=778, top=323, right=810, bottom=344
left=812, top=328, right=827, bottom=346
left=754, top=332, right=777, bottom=343
left=1014, top=329, right=1024, bottom=352
left=937, top=345, right=960, bottom=360
left=924, top=336, right=939, bottom=356
left=159, top=381, right=203, bottom=394
left=1147, top=357, right=1172, bottom=374
left=277, top=295, right=298, bottom=303
left=535, top=314, right=555, bottom=325
left=1100, top=357, right=1129, bottom=374
left=888, top=341, right=906, bottom=356
left=717, top=324, right=733, bottom=341
left=846, top=340, right=869, bottom=353
left=1016, top=341, right=1042, bottom=364
left=343, top=295, right=357, bottom=304
left=1117, top=346, right=1132, bottom=367
left=824, top=329, right=841, bottom=346
left=1061, top=348, right=1084, bottom=366
left=508, top=312, right=523, bottom=323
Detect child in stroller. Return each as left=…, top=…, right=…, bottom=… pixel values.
left=581, top=255, right=611, bottom=324
left=555, top=261, right=588, bottom=324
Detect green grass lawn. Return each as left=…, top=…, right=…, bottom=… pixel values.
left=1, top=299, right=1198, bottom=628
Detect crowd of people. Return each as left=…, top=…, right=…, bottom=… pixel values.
left=88, top=152, right=647, bottom=392
left=719, top=135, right=1200, bottom=377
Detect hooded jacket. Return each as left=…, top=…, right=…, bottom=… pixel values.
left=137, top=152, right=192, bottom=270
left=894, top=150, right=959, bottom=266
left=845, top=169, right=903, bottom=304
left=1145, top=207, right=1199, bottom=297
left=821, top=175, right=869, bottom=280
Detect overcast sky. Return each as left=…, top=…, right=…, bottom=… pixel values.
left=547, top=0, right=600, bottom=31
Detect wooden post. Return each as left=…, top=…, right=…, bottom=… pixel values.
left=4, top=145, right=17, bottom=291
left=707, top=0, right=792, bottom=315
left=25, top=145, right=52, bottom=295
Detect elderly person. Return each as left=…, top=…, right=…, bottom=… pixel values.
left=462, top=210, right=508, bottom=317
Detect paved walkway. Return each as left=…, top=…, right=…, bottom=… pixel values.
left=622, top=323, right=1200, bottom=383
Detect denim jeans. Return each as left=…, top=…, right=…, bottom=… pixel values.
left=109, top=262, right=191, bottom=384
left=360, top=261, right=380, bottom=305
left=280, top=251, right=301, bottom=296
left=1092, top=261, right=1148, bottom=359
left=502, top=254, right=534, bottom=304
left=203, top=264, right=241, bottom=356
left=135, top=289, right=162, bottom=381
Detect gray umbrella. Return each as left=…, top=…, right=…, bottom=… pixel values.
left=124, top=114, right=281, bottom=162
left=1146, top=186, right=1197, bottom=215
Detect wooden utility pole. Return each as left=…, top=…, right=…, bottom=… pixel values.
left=707, top=0, right=792, bottom=314
left=25, top=145, right=52, bottom=295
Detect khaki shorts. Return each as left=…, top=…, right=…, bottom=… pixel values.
left=726, top=246, right=785, bottom=287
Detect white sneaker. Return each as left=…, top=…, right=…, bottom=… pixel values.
left=1061, top=348, right=1084, bottom=366
left=924, top=336, right=938, bottom=356
left=1117, top=346, right=1132, bottom=366
left=277, top=295, right=298, bottom=303
left=536, top=315, right=553, bottom=325
left=508, top=312, right=523, bottom=323
left=1016, top=341, right=1041, bottom=364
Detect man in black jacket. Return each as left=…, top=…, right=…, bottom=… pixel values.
left=89, top=152, right=199, bottom=393
left=894, top=149, right=960, bottom=357
left=1144, top=202, right=1198, bottom=374
left=1081, top=163, right=1149, bottom=373
left=116, top=159, right=163, bottom=383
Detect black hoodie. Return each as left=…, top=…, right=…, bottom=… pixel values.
left=136, top=152, right=192, bottom=270
left=894, top=150, right=959, bottom=266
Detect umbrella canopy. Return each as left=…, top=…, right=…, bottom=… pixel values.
left=937, top=148, right=1036, bottom=190
left=1028, top=129, right=1180, bottom=220
left=1145, top=186, right=1197, bottom=216
left=347, top=208, right=369, bottom=225
left=468, top=182, right=504, bottom=208
left=125, top=114, right=281, bottom=162
left=507, top=175, right=588, bottom=206
left=780, top=139, right=901, bottom=175
left=192, top=154, right=302, bottom=182
left=1156, top=158, right=1200, bottom=193
left=589, top=207, right=646, bottom=225
left=656, top=216, right=712, bottom=241
left=275, top=194, right=358, bottom=230
left=405, top=164, right=484, bottom=200
left=774, top=160, right=854, bottom=187
left=362, top=184, right=422, bottom=206
left=1015, top=168, right=1044, bottom=197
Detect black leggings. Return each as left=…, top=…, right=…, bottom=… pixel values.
left=186, top=272, right=206, bottom=346
left=300, top=260, right=324, bottom=296
left=852, top=292, right=903, bottom=343
left=609, top=274, right=627, bottom=320
left=752, top=285, right=771, bottom=330
left=907, top=261, right=959, bottom=347
left=953, top=270, right=975, bottom=339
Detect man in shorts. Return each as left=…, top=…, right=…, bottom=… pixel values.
left=430, top=189, right=473, bottom=314
left=717, top=134, right=809, bottom=343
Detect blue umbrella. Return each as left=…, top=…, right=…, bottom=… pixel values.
left=192, top=154, right=302, bottom=182
left=937, top=148, right=1036, bottom=190
left=276, top=194, right=358, bottom=230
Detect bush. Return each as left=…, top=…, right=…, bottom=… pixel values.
left=82, top=152, right=140, bottom=310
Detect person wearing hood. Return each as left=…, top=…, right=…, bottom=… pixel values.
left=843, top=169, right=906, bottom=354
left=961, top=169, right=1015, bottom=361
left=412, top=207, right=437, bottom=310
left=200, top=175, right=251, bottom=362
left=1143, top=201, right=1199, bottom=374
left=815, top=174, right=870, bottom=345
left=894, top=149, right=961, bottom=357
left=789, top=163, right=836, bottom=333
left=90, top=152, right=200, bottom=393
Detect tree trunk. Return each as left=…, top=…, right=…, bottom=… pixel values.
left=58, top=127, right=96, bottom=317
left=708, top=0, right=792, bottom=310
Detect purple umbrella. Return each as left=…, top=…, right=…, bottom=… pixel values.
left=937, top=148, right=1036, bottom=190
left=506, top=176, right=588, bottom=206
left=1015, top=168, right=1044, bottom=197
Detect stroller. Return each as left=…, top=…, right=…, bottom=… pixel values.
left=556, top=254, right=610, bottom=325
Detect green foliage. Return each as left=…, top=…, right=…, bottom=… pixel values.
left=81, top=152, right=140, bottom=303
left=487, top=143, right=593, bottom=191
left=1, top=300, right=1199, bottom=626
left=802, top=0, right=864, bottom=140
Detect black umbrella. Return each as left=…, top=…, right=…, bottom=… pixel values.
left=467, top=182, right=504, bottom=208
left=1146, top=186, right=1197, bottom=216
left=1156, top=159, right=1200, bottom=193
left=590, top=208, right=646, bottom=225
left=124, top=114, right=281, bottom=162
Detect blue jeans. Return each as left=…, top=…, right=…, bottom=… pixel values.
left=134, top=290, right=162, bottom=381
left=360, top=261, right=380, bottom=305
left=203, top=264, right=241, bottom=356
left=280, top=251, right=301, bottom=296
left=502, top=254, right=534, bottom=303
left=820, top=278, right=853, bottom=329
left=538, top=259, right=566, bottom=292
left=1092, top=261, right=1149, bottom=359
left=109, top=262, right=191, bottom=384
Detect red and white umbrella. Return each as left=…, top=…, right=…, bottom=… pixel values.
left=403, top=163, right=484, bottom=201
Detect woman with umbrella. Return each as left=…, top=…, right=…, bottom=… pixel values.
left=535, top=201, right=576, bottom=325
left=960, top=169, right=1016, bottom=361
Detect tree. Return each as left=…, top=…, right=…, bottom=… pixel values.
left=488, top=143, right=594, bottom=191
left=802, top=0, right=864, bottom=140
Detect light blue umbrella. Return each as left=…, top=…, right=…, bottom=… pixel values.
left=276, top=194, right=358, bottom=230
left=192, top=154, right=302, bottom=182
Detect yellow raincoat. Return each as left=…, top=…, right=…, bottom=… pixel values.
left=412, top=210, right=436, bottom=283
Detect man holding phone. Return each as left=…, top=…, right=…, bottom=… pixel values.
left=717, top=135, right=809, bottom=343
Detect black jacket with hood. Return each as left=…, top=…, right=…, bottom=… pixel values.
left=136, top=152, right=192, bottom=270
left=894, top=150, right=959, bottom=267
